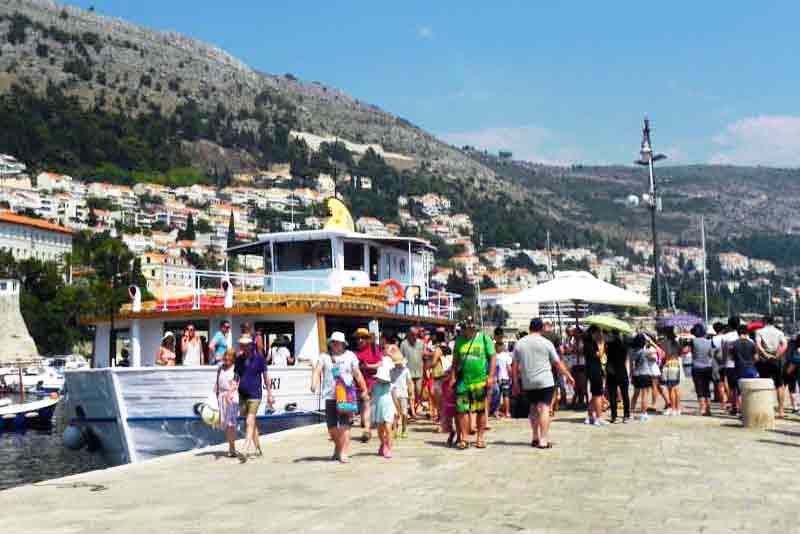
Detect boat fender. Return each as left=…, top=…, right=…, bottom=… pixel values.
left=63, top=425, right=86, bottom=450
left=379, top=279, right=404, bottom=307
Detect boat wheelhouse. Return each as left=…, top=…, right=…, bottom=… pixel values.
left=67, top=221, right=460, bottom=464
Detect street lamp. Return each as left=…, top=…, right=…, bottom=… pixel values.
left=635, top=117, right=667, bottom=316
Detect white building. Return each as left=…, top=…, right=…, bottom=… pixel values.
left=0, top=211, right=73, bottom=263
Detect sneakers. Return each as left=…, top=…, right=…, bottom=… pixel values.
left=639, top=414, right=650, bottom=422
left=622, top=417, right=631, bottom=424
left=664, top=408, right=673, bottom=416
left=382, top=445, right=392, bottom=459
left=592, top=419, right=608, bottom=426
left=584, top=417, right=594, bottom=425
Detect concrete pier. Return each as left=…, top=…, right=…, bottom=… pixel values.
left=4, top=406, right=800, bottom=534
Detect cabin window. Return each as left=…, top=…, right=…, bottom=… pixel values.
left=343, top=242, right=365, bottom=271
left=274, top=239, right=333, bottom=271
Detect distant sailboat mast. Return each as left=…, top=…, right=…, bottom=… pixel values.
left=701, top=216, right=709, bottom=324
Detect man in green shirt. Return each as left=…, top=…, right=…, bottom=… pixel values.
left=450, top=317, right=495, bottom=450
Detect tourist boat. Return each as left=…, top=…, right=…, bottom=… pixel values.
left=65, top=200, right=459, bottom=464
left=0, top=395, right=60, bottom=430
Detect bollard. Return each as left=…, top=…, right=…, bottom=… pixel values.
left=739, top=378, right=775, bottom=430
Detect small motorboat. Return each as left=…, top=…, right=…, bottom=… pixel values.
left=0, top=395, right=60, bottom=430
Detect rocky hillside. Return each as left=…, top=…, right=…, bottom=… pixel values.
left=0, top=0, right=493, bottom=182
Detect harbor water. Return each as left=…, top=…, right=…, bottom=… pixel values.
left=0, top=399, right=112, bottom=491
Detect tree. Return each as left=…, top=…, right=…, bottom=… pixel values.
left=227, top=211, right=237, bottom=249
left=180, top=213, right=196, bottom=241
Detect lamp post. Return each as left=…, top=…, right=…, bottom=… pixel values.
left=635, top=117, right=667, bottom=316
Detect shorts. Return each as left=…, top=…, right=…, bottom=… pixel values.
left=632, top=375, right=651, bottom=390
left=238, top=396, right=261, bottom=417
left=725, top=367, right=738, bottom=388
left=663, top=378, right=680, bottom=388
left=325, top=399, right=353, bottom=429
left=755, top=359, right=784, bottom=388
left=692, top=367, right=713, bottom=399
left=499, top=379, right=512, bottom=398
left=455, top=380, right=487, bottom=413
left=587, top=368, right=604, bottom=396
left=525, top=387, right=554, bottom=406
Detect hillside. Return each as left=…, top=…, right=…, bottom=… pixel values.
left=472, top=151, right=800, bottom=245
left=0, top=0, right=492, bottom=182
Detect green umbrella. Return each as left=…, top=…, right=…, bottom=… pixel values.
left=583, top=315, right=634, bottom=335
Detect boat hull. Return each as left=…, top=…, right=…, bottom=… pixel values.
left=64, top=366, right=322, bottom=464
left=0, top=396, right=59, bottom=430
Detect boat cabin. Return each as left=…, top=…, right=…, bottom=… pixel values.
left=88, top=229, right=458, bottom=369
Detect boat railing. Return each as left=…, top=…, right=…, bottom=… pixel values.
left=154, top=267, right=337, bottom=311
left=370, top=282, right=462, bottom=321
left=146, top=267, right=462, bottom=320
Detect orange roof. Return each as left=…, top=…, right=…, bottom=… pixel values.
left=0, top=211, right=72, bottom=235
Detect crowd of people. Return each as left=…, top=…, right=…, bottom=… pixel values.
left=190, top=312, right=797, bottom=462
left=309, top=313, right=798, bottom=464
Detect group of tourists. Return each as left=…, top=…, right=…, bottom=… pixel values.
left=193, top=311, right=797, bottom=463
left=310, top=312, right=798, bottom=464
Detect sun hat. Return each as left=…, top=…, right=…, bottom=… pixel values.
left=354, top=327, right=371, bottom=338
left=162, top=331, right=175, bottom=341
left=238, top=334, right=253, bottom=345
left=329, top=331, right=348, bottom=345
left=386, top=344, right=404, bottom=364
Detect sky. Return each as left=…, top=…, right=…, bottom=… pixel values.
left=69, top=1, right=800, bottom=167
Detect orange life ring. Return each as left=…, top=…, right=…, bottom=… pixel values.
left=380, top=278, right=404, bottom=307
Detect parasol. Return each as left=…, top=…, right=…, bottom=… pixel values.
left=496, top=271, right=649, bottom=308
left=583, top=315, right=634, bottom=335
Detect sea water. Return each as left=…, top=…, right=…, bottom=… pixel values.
left=0, top=399, right=112, bottom=491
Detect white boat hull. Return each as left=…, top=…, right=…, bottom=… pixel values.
left=65, top=366, right=322, bottom=464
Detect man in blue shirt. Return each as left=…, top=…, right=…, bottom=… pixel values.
left=208, top=320, right=231, bottom=365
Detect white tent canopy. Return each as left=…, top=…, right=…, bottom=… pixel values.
left=496, top=271, right=649, bottom=308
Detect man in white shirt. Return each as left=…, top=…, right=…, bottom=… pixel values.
left=755, top=316, right=788, bottom=417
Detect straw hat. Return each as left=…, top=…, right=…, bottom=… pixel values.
left=386, top=344, right=404, bottom=365
left=238, top=334, right=253, bottom=345
left=162, top=331, right=175, bottom=341
left=329, top=331, right=347, bottom=345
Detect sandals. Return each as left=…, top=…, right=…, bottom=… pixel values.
left=456, top=440, right=469, bottom=450
left=537, top=442, right=553, bottom=449
left=475, top=440, right=487, bottom=449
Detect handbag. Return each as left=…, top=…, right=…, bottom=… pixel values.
left=333, top=362, right=357, bottom=415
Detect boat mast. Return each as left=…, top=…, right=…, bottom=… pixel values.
left=701, top=216, right=709, bottom=324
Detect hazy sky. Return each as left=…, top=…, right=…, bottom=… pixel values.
left=70, top=1, right=800, bottom=166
